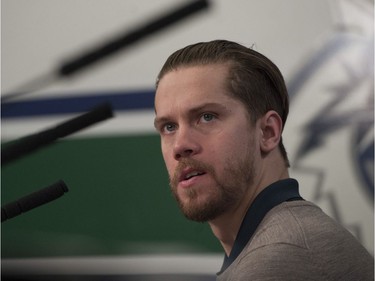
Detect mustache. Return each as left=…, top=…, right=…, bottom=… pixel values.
left=170, top=158, right=215, bottom=187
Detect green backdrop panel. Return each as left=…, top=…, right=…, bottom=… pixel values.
left=1, top=134, right=221, bottom=258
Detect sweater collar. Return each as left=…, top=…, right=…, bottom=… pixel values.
left=219, top=178, right=302, bottom=273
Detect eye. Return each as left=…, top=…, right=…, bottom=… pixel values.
left=162, top=123, right=177, bottom=134
left=200, top=113, right=216, bottom=123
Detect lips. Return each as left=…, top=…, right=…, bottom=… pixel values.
left=179, top=168, right=206, bottom=183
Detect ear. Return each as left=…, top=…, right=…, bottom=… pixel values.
left=259, top=110, right=283, bottom=153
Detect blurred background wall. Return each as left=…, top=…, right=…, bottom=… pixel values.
left=1, top=0, right=373, bottom=278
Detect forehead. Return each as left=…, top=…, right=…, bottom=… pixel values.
left=155, top=64, right=233, bottom=109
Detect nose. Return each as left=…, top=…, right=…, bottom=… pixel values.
left=173, top=127, right=201, bottom=160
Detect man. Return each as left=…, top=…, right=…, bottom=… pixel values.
left=153, top=40, right=373, bottom=280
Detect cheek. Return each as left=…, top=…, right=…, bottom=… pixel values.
left=161, top=144, right=175, bottom=175
left=203, top=134, right=240, bottom=169
left=218, top=131, right=256, bottom=160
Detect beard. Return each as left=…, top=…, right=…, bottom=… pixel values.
left=169, top=149, right=255, bottom=222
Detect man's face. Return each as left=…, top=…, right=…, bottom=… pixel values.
left=154, top=64, right=260, bottom=222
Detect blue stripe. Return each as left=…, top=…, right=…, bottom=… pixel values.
left=1, top=89, right=155, bottom=118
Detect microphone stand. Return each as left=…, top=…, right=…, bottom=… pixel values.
left=1, top=180, right=69, bottom=222
left=2, top=102, right=113, bottom=166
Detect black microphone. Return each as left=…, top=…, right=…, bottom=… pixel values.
left=59, top=0, right=209, bottom=76
left=1, top=102, right=113, bottom=165
left=1, top=180, right=69, bottom=222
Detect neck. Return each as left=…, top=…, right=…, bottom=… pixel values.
left=208, top=209, right=244, bottom=256
left=207, top=182, right=262, bottom=256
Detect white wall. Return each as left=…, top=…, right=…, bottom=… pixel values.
left=2, top=0, right=332, bottom=94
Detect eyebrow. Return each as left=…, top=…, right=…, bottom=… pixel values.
left=153, top=116, right=169, bottom=129
left=154, top=102, right=228, bottom=129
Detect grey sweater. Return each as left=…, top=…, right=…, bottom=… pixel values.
left=217, top=201, right=374, bottom=281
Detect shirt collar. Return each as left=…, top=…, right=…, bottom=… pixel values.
left=219, top=178, right=301, bottom=273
